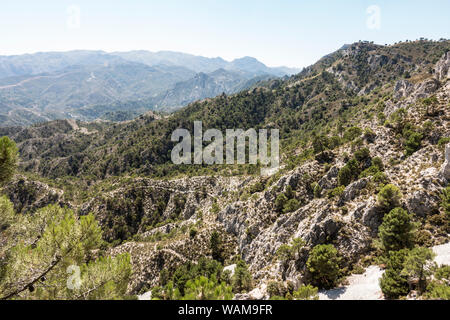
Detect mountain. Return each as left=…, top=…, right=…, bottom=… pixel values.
left=2, top=39, right=449, bottom=300
left=111, top=50, right=300, bottom=75
left=150, top=68, right=274, bottom=110
left=0, top=50, right=296, bottom=126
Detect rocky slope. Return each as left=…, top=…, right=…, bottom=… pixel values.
left=2, top=40, right=449, bottom=298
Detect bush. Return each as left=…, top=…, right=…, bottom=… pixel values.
left=283, top=199, right=300, bottom=214
left=232, top=259, right=253, bottom=293
left=403, top=130, right=423, bottom=156
left=442, top=187, right=450, bottom=215
left=402, top=247, right=435, bottom=294
left=337, top=166, right=352, bottom=186
left=0, top=136, right=18, bottom=185
left=292, top=285, right=319, bottom=300
left=275, top=193, right=288, bottom=212
left=312, top=182, right=322, bottom=198
left=364, top=128, right=376, bottom=143
left=380, top=250, right=409, bottom=299
left=327, top=186, right=345, bottom=199
left=377, top=184, right=402, bottom=211
left=378, top=208, right=415, bottom=252
left=189, top=227, right=198, bottom=239
left=344, top=127, right=362, bottom=142
left=210, top=231, right=224, bottom=263
left=306, top=244, right=341, bottom=289
left=354, top=148, right=370, bottom=163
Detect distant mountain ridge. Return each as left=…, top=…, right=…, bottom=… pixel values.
left=0, top=50, right=299, bottom=126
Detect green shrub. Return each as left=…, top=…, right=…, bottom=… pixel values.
left=306, top=244, right=341, bottom=289
left=189, top=227, right=198, bottom=239
left=275, top=193, right=288, bottom=212
left=377, top=184, right=402, bottom=211
left=327, top=186, right=345, bottom=199
left=343, top=126, right=362, bottom=142
left=0, top=136, right=18, bottom=185
left=283, top=199, right=300, bottom=214
left=378, top=208, right=415, bottom=252
left=354, top=148, right=370, bottom=163
left=292, top=285, right=319, bottom=300
left=232, top=259, right=253, bottom=293
left=401, top=247, right=435, bottom=294
left=380, top=250, right=409, bottom=299
left=338, top=165, right=352, bottom=186
left=312, top=182, right=322, bottom=198
left=403, top=130, right=423, bottom=156
left=210, top=231, right=224, bottom=263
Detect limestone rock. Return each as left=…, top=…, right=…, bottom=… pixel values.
left=406, top=190, right=438, bottom=217
left=339, top=178, right=369, bottom=204
left=435, top=51, right=450, bottom=82
left=393, top=80, right=414, bottom=99
left=441, top=143, right=450, bottom=181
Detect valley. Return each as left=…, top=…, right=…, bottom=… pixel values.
left=0, top=39, right=449, bottom=301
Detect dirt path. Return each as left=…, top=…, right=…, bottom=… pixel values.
left=319, top=241, right=450, bottom=300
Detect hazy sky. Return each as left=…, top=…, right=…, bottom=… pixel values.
left=1, top=0, right=449, bottom=68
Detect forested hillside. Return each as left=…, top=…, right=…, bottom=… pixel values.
left=1, top=39, right=449, bottom=300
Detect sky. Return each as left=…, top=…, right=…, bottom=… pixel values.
left=1, top=0, right=449, bottom=68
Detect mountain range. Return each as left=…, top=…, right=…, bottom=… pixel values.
left=1, top=39, right=449, bottom=301
left=0, top=51, right=299, bottom=127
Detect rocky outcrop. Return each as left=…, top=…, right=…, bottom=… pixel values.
left=339, top=178, right=369, bottom=204
left=435, top=51, right=450, bottom=82
left=406, top=190, right=439, bottom=217
left=441, top=144, right=450, bottom=182
left=393, top=80, right=414, bottom=99
left=3, top=176, right=65, bottom=213
left=318, top=166, right=339, bottom=190
left=412, top=78, right=440, bottom=99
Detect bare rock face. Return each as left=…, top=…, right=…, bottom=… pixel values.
left=412, top=78, right=440, bottom=99
left=435, top=51, right=450, bottom=82
left=394, top=80, right=414, bottom=99
left=339, top=178, right=369, bottom=204
left=441, top=143, right=450, bottom=181
left=318, top=166, right=339, bottom=190
left=406, top=190, right=439, bottom=217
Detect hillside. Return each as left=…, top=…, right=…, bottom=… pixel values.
left=1, top=40, right=449, bottom=300
left=0, top=51, right=292, bottom=127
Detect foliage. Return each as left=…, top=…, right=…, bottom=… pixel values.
left=401, top=247, right=436, bottom=294
left=380, top=249, right=409, bottom=299
left=0, top=199, right=132, bottom=300
left=283, top=199, right=300, bottom=214
left=292, top=284, right=319, bottom=300
left=306, top=244, right=341, bottom=289
left=343, top=126, right=362, bottom=142
left=378, top=208, right=415, bottom=252
left=183, top=275, right=233, bottom=300
left=0, top=136, right=18, bottom=186
left=425, top=265, right=450, bottom=300
left=210, top=231, right=224, bottom=263
left=232, top=259, right=253, bottom=293
left=377, top=184, right=402, bottom=211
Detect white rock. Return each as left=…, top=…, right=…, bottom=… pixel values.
left=223, top=264, right=237, bottom=277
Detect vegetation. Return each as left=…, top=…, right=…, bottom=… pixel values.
left=379, top=249, right=410, bottom=299
left=378, top=208, right=415, bottom=252
left=377, top=184, right=402, bottom=212
left=306, top=244, right=341, bottom=289
left=0, top=137, right=18, bottom=186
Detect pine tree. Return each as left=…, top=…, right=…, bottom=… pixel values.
left=306, top=244, right=341, bottom=289
left=378, top=207, right=415, bottom=252
left=0, top=137, right=18, bottom=186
